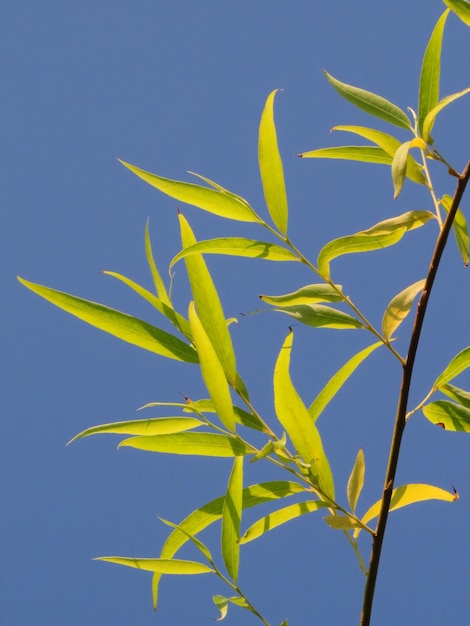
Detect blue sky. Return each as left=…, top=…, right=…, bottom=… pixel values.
left=3, top=2, right=470, bottom=625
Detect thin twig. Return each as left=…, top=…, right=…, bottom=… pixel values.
left=360, top=159, right=470, bottom=626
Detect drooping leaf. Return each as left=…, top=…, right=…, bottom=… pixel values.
left=95, top=556, right=213, bottom=575
left=323, top=71, right=412, bottom=129
left=145, top=220, right=172, bottom=306
left=422, top=87, right=470, bottom=143
left=222, top=457, right=243, bottom=581
left=422, top=400, right=470, bottom=431
left=188, top=302, right=236, bottom=432
left=434, top=346, right=470, bottom=388
left=331, top=126, right=425, bottom=184
left=317, top=211, right=433, bottom=279
left=179, top=215, right=237, bottom=385
left=69, top=416, right=203, bottom=444
left=258, top=89, right=289, bottom=234
left=170, top=238, right=298, bottom=268
left=119, top=160, right=261, bottom=223
left=308, top=342, right=383, bottom=422
left=240, top=500, right=327, bottom=544
left=441, top=193, right=469, bottom=266
left=347, top=449, right=365, bottom=513
left=260, top=283, right=344, bottom=306
left=213, top=595, right=249, bottom=622
left=391, top=138, right=427, bottom=199
left=268, top=303, right=363, bottom=330
left=418, top=10, right=450, bottom=136
left=274, top=330, right=334, bottom=498
left=382, top=279, right=426, bottom=341
left=440, top=382, right=470, bottom=408
left=298, top=146, right=393, bottom=164
left=17, top=277, right=198, bottom=363
left=442, top=0, right=470, bottom=27
left=119, top=432, right=252, bottom=457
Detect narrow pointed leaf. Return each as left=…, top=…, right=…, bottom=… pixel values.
left=434, top=346, right=470, bottom=388
left=222, top=457, right=243, bottom=581
left=213, top=595, right=249, bottom=622
left=17, top=277, right=198, bottom=363
left=269, top=303, right=363, bottom=329
left=189, top=302, right=235, bottom=432
left=96, top=556, right=213, bottom=575
left=382, top=279, right=425, bottom=340
left=391, top=139, right=426, bottom=199
left=308, top=342, right=383, bottom=422
left=323, top=71, right=411, bottom=129
left=418, top=10, right=450, bottom=136
left=69, top=417, right=203, bottom=444
left=422, top=400, right=470, bottom=431
left=347, top=449, right=365, bottom=513
left=259, top=89, right=288, bottom=234
left=298, top=146, right=393, bottom=164
left=260, top=283, right=344, bottom=306
left=441, top=193, right=469, bottom=266
left=422, top=87, right=470, bottom=143
left=119, top=432, right=252, bottom=456
left=274, top=330, right=334, bottom=498
left=324, top=515, right=363, bottom=530
left=240, top=500, right=327, bottom=544
left=182, top=399, right=265, bottom=432
left=145, top=220, right=172, bottom=306
left=160, top=519, right=213, bottom=564
left=442, top=0, right=470, bottom=26
left=440, top=383, right=470, bottom=408
left=119, top=160, right=260, bottom=223
left=188, top=170, right=256, bottom=215
left=170, top=238, right=298, bottom=268
left=317, top=211, right=433, bottom=278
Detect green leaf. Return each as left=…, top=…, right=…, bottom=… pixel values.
left=222, top=457, right=243, bottom=581
left=274, top=330, right=334, bottom=498
left=145, top=220, right=172, bottom=306
left=323, top=70, right=412, bottom=129
left=179, top=215, right=237, bottom=386
left=347, top=449, right=365, bottom=513
left=119, top=432, right=252, bottom=456
left=422, top=87, right=470, bottom=143
left=441, top=193, right=470, bottom=267
left=418, top=10, right=450, bottom=137
left=69, top=416, right=203, bottom=444
left=17, top=277, right=198, bottom=363
left=331, top=126, right=425, bottom=184
left=422, top=400, right=470, bottom=432
left=119, top=159, right=261, bottom=223
left=159, top=518, right=214, bottom=564
left=440, top=382, right=470, bottom=408
left=308, top=342, right=383, bottom=422
left=170, top=238, right=298, bottom=268
left=298, top=146, right=393, bottom=164
left=382, top=279, right=426, bottom=341
left=95, top=556, right=213, bottom=575
left=268, top=303, right=363, bottom=330
left=258, top=89, right=289, bottom=234
left=213, top=595, right=249, bottom=622
left=189, top=302, right=236, bottom=432
left=240, top=500, right=327, bottom=544
left=391, top=138, right=427, bottom=199
left=434, top=346, right=470, bottom=388
left=323, top=515, right=363, bottom=530
left=317, top=211, right=433, bottom=279
left=183, top=399, right=266, bottom=432
left=442, top=0, right=470, bottom=26
left=260, top=283, right=344, bottom=306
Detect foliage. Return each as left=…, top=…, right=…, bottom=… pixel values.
left=18, top=4, right=470, bottom=625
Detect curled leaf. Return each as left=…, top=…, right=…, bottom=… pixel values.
left=382, top=279, right=425, bottom=341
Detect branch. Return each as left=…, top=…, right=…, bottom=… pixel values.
left=360, top=159, right=470, bottom=626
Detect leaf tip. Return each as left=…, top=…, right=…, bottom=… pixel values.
left=452, top=485, right=459, bottom=501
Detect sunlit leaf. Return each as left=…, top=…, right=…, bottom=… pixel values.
left=308, top=342, right=383, bottom=422
left=95, top=556, right=213, bottom=575
left=391, top=139, right=427, bottom=199
left=422, top=400, right=470, bottom=431
left=298, top=146, right=393, bottom=164
left=189, top=302, right=236, bottom=432
left=188, top=170, right=257, bottom=215
left=382, top=279, right=425, bottom=340
left=347, top=449, right=365, bottom=513
left=170, top=238, right=298, bottom=268
left=268, top=303, right=363, bottom=329
left=442, top=0, right=470, bottom=27
left=17, top=277, right=198, bottom=363
left=259, top=89, right=289, bottom=234
left=323, top=71, right=412, bottom=129
left=213, top=595, right=249, bottom=622
left=240, top=500, right=327, bottom=544
left=422, top=87, right=470, bottom=143
left=183, top=399, right=266, bottom=432
left=69, top=416, right=203, bottom=444
left=440, top=382, right=470, bottom=408
left=441, top=193, right=469, bottom=266
left=418, top=10, right=450, bottom=137
left=119, top=432, right=252, bottom=456
left=260, top=283, right=344, bottom=306
left=119, top=160, right=261, bottom=223
left=159, top=518, right=213, bottom=564
left=274, top=330, right=334, bottom=498
left=222, top=457, right=243, bottom=581
left=434, top=346, right=470, bottom=388
left=145, top=220, right=172, bottom=306
left=324, top=515, right=363, bottom=530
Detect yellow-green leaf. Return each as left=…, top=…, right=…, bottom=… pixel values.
left=441, top=193, right=469, bottom=267
left=259, top=89, right=288, bottom=234
left=269, top=303, right=363, bottom=330
left=213, top=595, right=249, bottom=621
left=120, top=160, right=261, bottom=223
left=347, top=448, right=365, bottom=513
left=422, top=400, right=470, bottom=431
left=260, top=283, right=344, bottom=306
left=119, top=432, right=251, bottom=456
left=274, top=330, right=334, bottom=498
left=145, top=220, right=172, bottom=306
left=422, top=87, right=470, bottom=143
left=240, top=500, right=327, bottom=544
left=442, top=0, right=470, bottom=26
left=391, top=139, right=426, bottom=199
left=221, top=457, right=243, bottom=581
left=324, top=515, right=364, bottom=530
left=382, top=279, right=425, bottom=341
left=434, top=346, right=470, bottom=388
left=440, top=383, right=470, bottom=408
left=17, top=277, right=198, bottom=363
left=96, top=556, right=213, bottom=575
left=298, top=146, right=393, bottom=164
